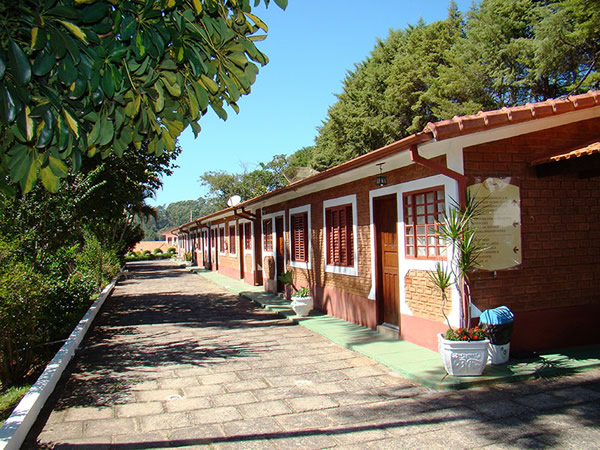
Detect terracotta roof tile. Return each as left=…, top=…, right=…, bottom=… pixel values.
left=424, top=90, right=600, bottom=141
left=549, top=141, right=600, bottom=162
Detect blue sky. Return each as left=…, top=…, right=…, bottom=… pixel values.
left=149, top=0, right=474, bottom=206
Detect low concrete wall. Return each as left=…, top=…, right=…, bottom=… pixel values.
left=0, top=273, right=121, bottom=450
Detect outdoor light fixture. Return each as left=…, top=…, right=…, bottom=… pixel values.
left=375, top=163, right=387, bottom=186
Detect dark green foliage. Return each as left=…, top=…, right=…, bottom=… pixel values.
left=0, top=0, right=285, bottom=195
left=307, top=0, right=599, bottom=171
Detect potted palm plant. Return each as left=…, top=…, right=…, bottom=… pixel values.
left=430, top=192, right=490, bottom=376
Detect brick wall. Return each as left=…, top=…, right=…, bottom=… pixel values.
left=405, top=269, right=452, bottom=322
left=262, top=159, right=441, bottom=326
left=464, top=118, right=600, bottom=349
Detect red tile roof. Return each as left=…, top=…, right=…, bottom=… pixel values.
left=424, top=91, right=600, bottom=141
left=169, top=91, right=600, bottom=233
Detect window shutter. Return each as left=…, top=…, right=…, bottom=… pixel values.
left=292, top=213, right=307, bottom=262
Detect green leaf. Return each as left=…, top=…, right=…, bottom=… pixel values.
left=33, top=50, right=56, bottom=76
left=8, top=40, right=32, bottom=86
left=31, top=26, right=47, bottom=51
left=7, top=144, right=31, bottom=182
left=102, top=66, right=115, bottom=97
left=99, top=119, right=114, bottom=146
left=0, top=57, right=5, bottom=80
left=160, top=76, right=181, bottom=97
left=192, top=80, right=209, bottom=110
left=82, top=2, right=109, bottom=24
left=40, top=165, right=60, bottom=192
left=63, top=109, right=79, bottom=138
left=135, top=31, right=146, bottom=59
left=244, top=12, right=268, bottom=32
left=58, top=20, right=88, bottom=44
left=200, top=74, right=219, bottom=94
left=153, top=82, right=164, bottom=112
left=120, top=15, right=137, bottom=39
left=0, top=85, right=17, bottom=123
left=69, top=76, right=87, bottom=99
left=210, top=101, right=227, bottom=121
left=48, top=151, right=68, bottom=177
left=228, top=52, right=248, bottom=69
left=190, top=120, right=201, bottom=137
left=58, top=56, right=77, bottom=85
left=273, top=0, right=288, bottom=9
left=20, top=153, right=40, bottom=194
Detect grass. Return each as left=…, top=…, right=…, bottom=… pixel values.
left=0, top=385, right=30, bottom=427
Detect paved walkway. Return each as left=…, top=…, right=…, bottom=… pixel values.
left=26, top=260, right=600, bottom=448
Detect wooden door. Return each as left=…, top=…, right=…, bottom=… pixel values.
left=239, top=224, right=245, bottom=280
left=374, top=195, right=400, bottom=327
left=275, top=216, right=285, bottom=292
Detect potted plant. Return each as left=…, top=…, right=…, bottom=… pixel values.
left=290, top=286, right=313, bottom=317
left=430, top=192, right=490, bottom=376
left=278, top=271, right=314, bottom=317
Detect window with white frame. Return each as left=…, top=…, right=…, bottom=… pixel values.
left=324, top=195, right=358, bottom=275
left=403, top=186, right=446, bottom=259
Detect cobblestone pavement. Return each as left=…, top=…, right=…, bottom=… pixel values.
left=27, top=260, right=600, bottom=449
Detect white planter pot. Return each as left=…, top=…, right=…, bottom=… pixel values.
left=438, top=333, right=490, bottom=376
left=291, top=296, right=313, bottom=317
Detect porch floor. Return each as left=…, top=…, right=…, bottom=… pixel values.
left=190, top=266, right=600, bottom=390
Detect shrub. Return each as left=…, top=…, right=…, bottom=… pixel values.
left=167, top=247, right=176, bottom=254
left=77, top=232, right=120, bottom=292
left=153, top=248, right=163, bottom=254
left=143, top=249, right=152, bottom=256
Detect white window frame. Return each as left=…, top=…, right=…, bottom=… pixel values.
left=289, top=204, right=311, bottom=270
left=323, top=194, right=359, bottom=276
left=219, top=224, right=226, bottom=255
left=228, top=222, right=237, bottom=257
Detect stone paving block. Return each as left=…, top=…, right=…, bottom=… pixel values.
left=175, top=366, right=214, bottom=377
left=238, top=400, right=292, bottom=418
left=130, top=380, right=160, bottom=391
left=329, top=425, right=394, bottom=445
left=158, top=376, right=201, bottom=389
left=550, top=385, right=600, bottom=405
left=36, top=421, right=84, bottom=441
left=64, top=406, right=114, bottom=422
left=116, top=401, right=164, bottom=417
left=254, top=386, right=307, bottom=401
left=269, top=433, right=339, bottom=449
left=475, top=398, right=537, bottom=420
left=211, top=361, right=252, bottom=373
left=112, top=432, right=168, bottom=445
left=165, top=396, right=212, bottom=412
left=184, top=384, right=226, bottom=398
left=224, top=378, right=269, bottom=393
left=198, top=372, right=240, bottom=385
left=211, top=391, right=258, bottom=407
left=84, top=417, right=137, bottom=437
left=275, top=411, right=334, bottom=432
left=190, top=406, right=243, bottom=425
left=221, top=417, right=283, bottom=438
left=213, top=438, right=277, bottom=449
left=513, top=392, right=568, bottom=410
left=169, top=423, right=224, bottom=443
left=135, top=388, right=182, bottom=402
left=139, top=411, right=193, bottom=432
left=341, top=365, right=389, bottom=379
left=287, top=394, right=339, bottom=413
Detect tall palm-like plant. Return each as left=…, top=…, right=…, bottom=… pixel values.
left=429, top=191, right=487, bottom=330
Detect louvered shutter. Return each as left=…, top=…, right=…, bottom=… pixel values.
left=292, top=213, right=308, bottom=262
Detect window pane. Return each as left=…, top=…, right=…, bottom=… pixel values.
left=406, top=236, right=414, bottom=245
left=406, top=226, right=413, bottom=235
left=439, top=246, right=447, bottom=256
left=437, top=190, right=444, bottom=200
left=417, top=226, right=425, bottom=235
left=427, top=204, right=435, bottom=214
left=417, top=216, right=425, bottom=225
left=407, top=246, right=414, bottom=255
left=417, top=246, right=426, bottom=256
left=426, top=215, right=435, bottom=224
left=405, top=195, right=412, bottom=205
left=417, top=236, right=426, bottom=246
left=428, top=247, right=437, bottom=257
left=416, top=206, right=425, bottom=215
left=406, top=215, right=413, bottom=225
left=428, top=225, right=436, bottom=234
left=428, top=236, right=437, bottom=245
left=415, top=194, right=424, bottom=204
left=426, top=192, right=434, bottom=203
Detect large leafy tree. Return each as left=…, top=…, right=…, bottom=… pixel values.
left=0, top=0, right=286, bottom=195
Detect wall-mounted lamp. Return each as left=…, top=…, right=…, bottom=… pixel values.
left=375, top=163, right=387, bottom=186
